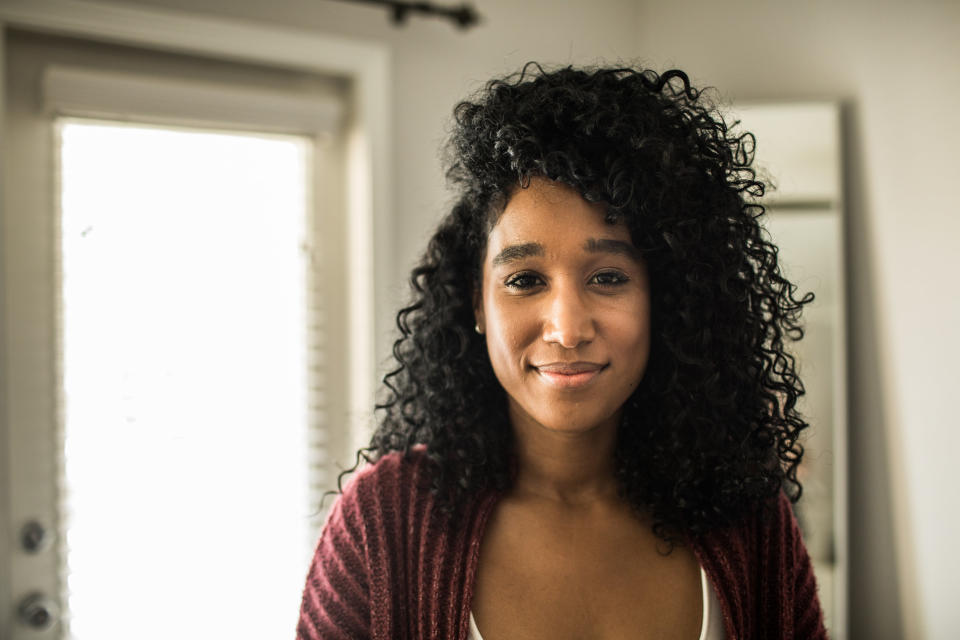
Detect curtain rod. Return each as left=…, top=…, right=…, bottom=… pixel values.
left=329, top=0, right=481, bottom=30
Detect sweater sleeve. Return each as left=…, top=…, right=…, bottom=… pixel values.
left=296, top=481, right=372, bottom=640
left=780, top=494, right=829, bottom=639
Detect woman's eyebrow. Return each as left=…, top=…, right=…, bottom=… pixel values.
left=492, top=239, right=639, bottom=266
left=491, top=242, right=544, bottom=266
left=584, top=238, right=641, bottom=260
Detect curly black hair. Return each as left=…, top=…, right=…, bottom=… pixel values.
left=355, top=63, right=813, bottom=539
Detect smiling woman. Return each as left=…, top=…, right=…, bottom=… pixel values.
left=297, top=64, right=825, bottom=640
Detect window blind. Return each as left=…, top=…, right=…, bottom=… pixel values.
left=43, top=64, right=343, bottom=136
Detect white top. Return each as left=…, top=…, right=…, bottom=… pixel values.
left=467, top=566, right=726, bottom=640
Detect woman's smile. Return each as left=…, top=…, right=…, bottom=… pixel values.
left=532, top=361, right=607, bottom=389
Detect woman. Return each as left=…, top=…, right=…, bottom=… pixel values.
left=297, top=64, right=827, bottom=640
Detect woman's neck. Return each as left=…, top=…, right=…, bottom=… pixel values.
left=508, top=403, right=621, bottom=505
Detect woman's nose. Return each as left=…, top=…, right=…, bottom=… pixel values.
left=541, top=284, right=596, bottom=349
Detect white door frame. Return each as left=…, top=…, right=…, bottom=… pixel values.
left=0, top=0, right=389, bottom=634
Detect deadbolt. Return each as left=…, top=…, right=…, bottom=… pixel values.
left=17, top=592, right=59, bottom=629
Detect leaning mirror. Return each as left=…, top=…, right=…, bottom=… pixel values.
left=729, top=103, right=848, bottom=639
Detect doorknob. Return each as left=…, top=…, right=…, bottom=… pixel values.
left=17, top=592, right=60, bottom=630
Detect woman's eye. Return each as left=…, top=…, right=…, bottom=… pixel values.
left=591, top=271, right=629, bottom=286
left=505, top=273, right=542, bottom=290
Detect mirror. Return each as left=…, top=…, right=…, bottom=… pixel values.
left=730, top=103, right=847, bottom=638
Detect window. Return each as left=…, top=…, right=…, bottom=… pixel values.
left=59, top=120, right=318, bottom=638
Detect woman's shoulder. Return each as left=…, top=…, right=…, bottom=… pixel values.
left=330, top=447, right=438, bottom=527
left=697, top=491, right=800, bottom=543
left=695, top=492, right=804, bottom=565
left=344, top=447, right=432, bottom=498
left=754, top=490, right=806, bottom=550
left=299, top=449, right=442, bottom=639
left=693, top=491, right=826, bottom=638
left=691, top=492, right=805, bottom=611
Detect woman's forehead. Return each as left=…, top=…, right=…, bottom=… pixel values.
left=486, top=178, right=633, bottom=254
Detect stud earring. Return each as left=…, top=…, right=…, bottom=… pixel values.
left=475, top=323, right=483, bottom=335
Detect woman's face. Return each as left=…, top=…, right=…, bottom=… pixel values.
left=475, top=177, right=651, bottom=436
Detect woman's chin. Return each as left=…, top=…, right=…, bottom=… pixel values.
left=514, top=407, right=621, bottom=437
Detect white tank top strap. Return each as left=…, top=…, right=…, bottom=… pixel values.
left=467, top=566, right=726, bottom=640
left=700, top=565, right=727, bottom=640
left=467, top=607, right=483, bottom=640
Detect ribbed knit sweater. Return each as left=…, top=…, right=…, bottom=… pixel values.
left=297, top=451, right=827, bottom=639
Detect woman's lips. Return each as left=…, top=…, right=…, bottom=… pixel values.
left=534, top=362, right=607, bottom=389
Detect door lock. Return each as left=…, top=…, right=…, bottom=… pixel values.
left=20, top=520, right=51, bottom=553
left=17, top=592, right=60, bottom=629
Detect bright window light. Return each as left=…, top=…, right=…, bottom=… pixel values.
left=58, top=120, right=316, bottom=639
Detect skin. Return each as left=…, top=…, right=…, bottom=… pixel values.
left=471, top=177, right=703, bottom=640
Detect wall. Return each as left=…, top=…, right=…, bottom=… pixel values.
left=631, top=4, right=960, bottom=639
left=76, top=1, right=960, bottom=637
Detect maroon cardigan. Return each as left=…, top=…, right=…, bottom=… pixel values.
left=297, top=451, right=827, bottom=639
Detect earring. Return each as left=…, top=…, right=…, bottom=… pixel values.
left=475, top=323, right=483, bottom=335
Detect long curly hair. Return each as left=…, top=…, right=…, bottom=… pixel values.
left=355, top=63, right=812, bottom=539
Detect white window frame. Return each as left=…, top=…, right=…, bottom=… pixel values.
left=0, top=0, right=391, bottom=635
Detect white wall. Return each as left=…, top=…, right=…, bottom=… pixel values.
left=631, top=5, right=960, bottom=639
left=79, top=1, right=960, bottom=637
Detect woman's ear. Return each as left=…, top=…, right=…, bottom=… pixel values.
left=472, top=285, right=485, bottom=335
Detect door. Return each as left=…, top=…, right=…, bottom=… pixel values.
left=2, top=27, right=354, bottom=639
